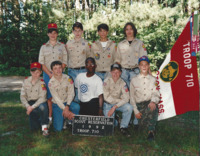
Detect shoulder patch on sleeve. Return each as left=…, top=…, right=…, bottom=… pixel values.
left=68, top=77, right=74, bottom=84
left=41, top=84, right=46, bottom=90
left=142, top=43, right=147, bottom=51
left=124, top=85, right=129, bottom=92
left=88, top=43, right=91, bottom=48
left=41, top=79, right=44, bottom=82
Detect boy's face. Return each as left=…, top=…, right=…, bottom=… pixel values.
left=125, top=25, right=134, bottom=38
left=73, top=27, right=83, bottom=39
left=30, top=69, right=42, bottom=79
left=47, top=30, right=58, bottom=41
left=98, top=28, right=108, bottom=40
left=111, top=69, right=121, bottom=82
left=85, top=60, right=96, bottom=74
left=139, top=61, right=149, bottom=75
left=52, top=65, right=62, bottom=77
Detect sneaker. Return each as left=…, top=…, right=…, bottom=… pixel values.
left=63, top=120, right=72, bottom=130
left=120, top=128, right=131, bottom=137
left=63, top=120, right=67, bottom=130
left=147, top=131, right=154, bottom=141
left=42, top=129, right=49, bottom=137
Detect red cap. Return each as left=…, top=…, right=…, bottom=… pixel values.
left=30, top=62, right=41, bottom=69
left=48, top=23, right=57, bottom=29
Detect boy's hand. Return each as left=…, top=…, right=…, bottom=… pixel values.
left=135, top=112, right=142, bottom=119
left=108, top=105, right=117, bottom=117
left=63, top=106, right=74, bottom=120
left=148, top=102, right=156, bottom=111
left=26, top=106, right=34, bottom=115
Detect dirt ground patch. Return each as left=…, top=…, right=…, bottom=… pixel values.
left=0, top=76, right=25, bottom=92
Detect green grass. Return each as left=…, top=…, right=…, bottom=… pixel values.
left=0, top=91, right=199, bottom=156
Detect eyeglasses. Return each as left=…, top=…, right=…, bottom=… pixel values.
left=86, top=63, right=95, bottom=67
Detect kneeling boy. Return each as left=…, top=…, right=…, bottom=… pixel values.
left=130, top=56, right=160, bottom=141
left=103, top=63, right=133, bottom=137
left=75, top=57, right=103, bottom=116
left=20, top=62, right=49, bottom=136
left=48, top=61, right=80, bottom=131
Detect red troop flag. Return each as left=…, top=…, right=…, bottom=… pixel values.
left=157, top=14, right=199, bottom=121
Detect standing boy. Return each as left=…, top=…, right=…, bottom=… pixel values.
left=130, top=56, right=160, bottom=141
left=38, top=23, right=68, bottom=126
left=20, top=62, right=49, bottom=136
left=48, top=61, right=80, bottom=131
left=91, top=23, right=116, bottom=81
left=103, top=63, right=133, bottom=137
left=75, top=57, right=103, bottom=116
left=66, top=22, right=91, bottom=102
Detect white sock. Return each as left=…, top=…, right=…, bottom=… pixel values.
left=42, top=125, right=48, bottom=131
left=49, top=117, right=52, bottom=121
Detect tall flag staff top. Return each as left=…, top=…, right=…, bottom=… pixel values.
left=156, top=11, right=199, bottom=121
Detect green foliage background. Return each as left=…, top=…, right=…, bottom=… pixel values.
left=0, top=0, right=199, bottom=76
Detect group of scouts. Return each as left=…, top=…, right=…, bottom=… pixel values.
left=20, top=22, right=160, bottom=141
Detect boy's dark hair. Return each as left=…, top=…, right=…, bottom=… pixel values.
left=30, top=68, right=41, bottom=72
left=97, top=23, right=109, bottom=32
left=48, top=29, right=58, bottom=34
left=73, top=22, right=83, bottom=31
left=123, top=22, right=137, bottom=37
left=51, top=61, right=62, bottom=70
left=85, top=57, right=96, bottom=65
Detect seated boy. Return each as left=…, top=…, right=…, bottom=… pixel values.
left=130, top=56, right=160, bottom=141
left=48, top=61, right=80, bottom=131
left=75, top=57, right=103, bottom=116
left=103, top=63, right=133, bottom=137
left=20, top=62, right=49, bottom=136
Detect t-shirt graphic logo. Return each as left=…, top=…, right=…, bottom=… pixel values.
left=80, top=84, right=88, bottom=93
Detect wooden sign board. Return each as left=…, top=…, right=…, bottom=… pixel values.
left=72, top=115, right=114, bottom=136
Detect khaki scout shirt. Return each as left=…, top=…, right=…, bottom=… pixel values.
left=39, top=41, right=67, bottom=71
left=20, top=76, right=47, bottom=109
left=91, top=40, right=116, bottom=72
left=66, top=38, right=91, bottom=68
left=48, top=74, right=74, bottom=110
left=115, top=39, right=147, bottom=69
left=103, top=77, right=129, bottom=107
left=130, top=74, right=160, bottom=115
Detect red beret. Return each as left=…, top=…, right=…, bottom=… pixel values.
left=30, top=62, right=41, bottom=69
left=48, top=23, right=57, bottom=29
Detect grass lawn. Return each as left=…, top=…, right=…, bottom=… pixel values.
left=0, top=91, right=199, bottom=156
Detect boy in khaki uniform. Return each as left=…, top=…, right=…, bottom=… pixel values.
left=115, top=22, right=148, bottom=128
left=103, top=63, right=133, bottom=137
left=38, top=23, right=68, bottom=126
left=48, top=61, right=80, bottom=131
left=130, top=56, right=160, bottom=141
left=20, top=62, right=49, bottom=136
left=91, top=23, right=116, bottom=81
left=66, top=22, right=91, bottom=103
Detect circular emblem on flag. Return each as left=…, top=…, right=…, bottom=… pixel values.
left=80, top=84, right=88, bottom=93
left=160, top=61, right=179, bottom=82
